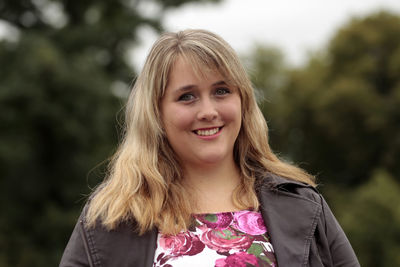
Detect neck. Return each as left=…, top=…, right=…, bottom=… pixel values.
left=182, top=158, right=242, bottom=214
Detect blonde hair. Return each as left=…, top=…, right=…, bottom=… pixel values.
left=86, top=29, right=315, bottom=235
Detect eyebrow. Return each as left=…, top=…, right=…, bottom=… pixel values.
left=175, top=80, right=228, bottom=92
left=212, top=80, right=228, bottom=87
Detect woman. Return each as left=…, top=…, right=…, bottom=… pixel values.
left=60, top=29, right=359, bottom=267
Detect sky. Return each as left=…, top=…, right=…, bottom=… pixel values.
left=131, top=0, right=400, bottom=69
left=1, top=0, right=399, bottom=70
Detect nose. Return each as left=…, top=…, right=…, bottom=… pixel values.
left=197, top=98, right=218, bottom=121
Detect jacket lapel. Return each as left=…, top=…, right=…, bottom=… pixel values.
left=258, top=181, right=322, bottom=267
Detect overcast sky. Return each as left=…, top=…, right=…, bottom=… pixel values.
left=132, top=0, right=400, bottom=69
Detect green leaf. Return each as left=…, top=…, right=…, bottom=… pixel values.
left=204, top=213, right=218, bottom=222
left=247, top=243, right=263, bottom=257
left=259, top=255, right=273, bottom=264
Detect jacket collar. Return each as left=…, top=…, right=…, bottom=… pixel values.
left=257, top=174, right=322, bottom=267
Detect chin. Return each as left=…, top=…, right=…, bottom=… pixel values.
left=196, top=153, right=230, bottom=165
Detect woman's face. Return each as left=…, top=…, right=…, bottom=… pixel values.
left=160, top=57, right=242, bottom=168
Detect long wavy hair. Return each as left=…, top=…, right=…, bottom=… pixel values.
left=86, top=29, right=315, bottom=235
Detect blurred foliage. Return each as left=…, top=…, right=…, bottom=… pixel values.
left=0, top=0, right=219, bottom=266
left=250, top=11, right=400, bottom=186
left=332, top=169, right=400, bottom=266
left=247, top=11, right=400, bottom=266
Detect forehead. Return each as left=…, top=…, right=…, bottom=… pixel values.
left=172, top=56, right=220, bottom=80
left=166, top=56, right=234, bottom=92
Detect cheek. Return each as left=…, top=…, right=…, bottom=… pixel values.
left=221, top=98, right=242, bottom=126
left=163, top=105, right=194, bottom=133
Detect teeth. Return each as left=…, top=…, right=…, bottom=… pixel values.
left=196, top=128, right=219, bottom=136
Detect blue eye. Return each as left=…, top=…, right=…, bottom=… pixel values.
left=178, top=93, right=195, bottom=101
left=215, top=88, right=230, bottom=95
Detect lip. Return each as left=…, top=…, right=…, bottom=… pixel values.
left=193, top=126, right=223, bottom=140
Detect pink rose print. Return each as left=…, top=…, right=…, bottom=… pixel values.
left=159, top=232, right=205, bottom=257
left=195, top=212, right=233, bottom=229
left=215, top=252, right=259, bottom=267
left=200, top=228, right=254, bottom=253
left=233, top=211, right=266, bottom=235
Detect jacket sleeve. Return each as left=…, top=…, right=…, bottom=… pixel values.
left=59, top=214, right=93, bottom=267
left=319, top=194, right=360, bottom=267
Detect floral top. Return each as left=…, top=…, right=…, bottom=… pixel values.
left=153, top=210, right=277, bottom=267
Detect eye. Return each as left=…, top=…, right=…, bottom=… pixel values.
left=178, top=93, right=195, bottom=102
left=215, top=87, right=231, bottom=95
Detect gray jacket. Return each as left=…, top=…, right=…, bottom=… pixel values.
left=60, top=175, right=360, bottom=267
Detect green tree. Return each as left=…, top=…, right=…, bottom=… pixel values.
left=253, top=11, right=400, bottom=186
left=0, top=0, right=220, bottom=266
left=247, top=11, right=400, bottom=267
left=334, top=170, right=400, bottom=266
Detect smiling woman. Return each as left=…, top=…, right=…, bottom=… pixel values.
left=60, top=29, right=360, bottom=267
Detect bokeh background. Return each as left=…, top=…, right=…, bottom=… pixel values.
left=1, top=0, right=400, bottom=266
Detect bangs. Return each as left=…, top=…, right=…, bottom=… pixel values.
left=156, top=30, right=244, bottom=100
left=178, top=48, right=237, bottom=89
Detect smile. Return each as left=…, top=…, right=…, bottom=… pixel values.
left=194, top=127, right=222, bottom=136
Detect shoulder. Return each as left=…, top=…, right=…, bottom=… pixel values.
left=257, top=172, right=322, bottom=204
left=256, top=172, right=360, bottom=266
left=61, top=204, right=158, bottom=267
